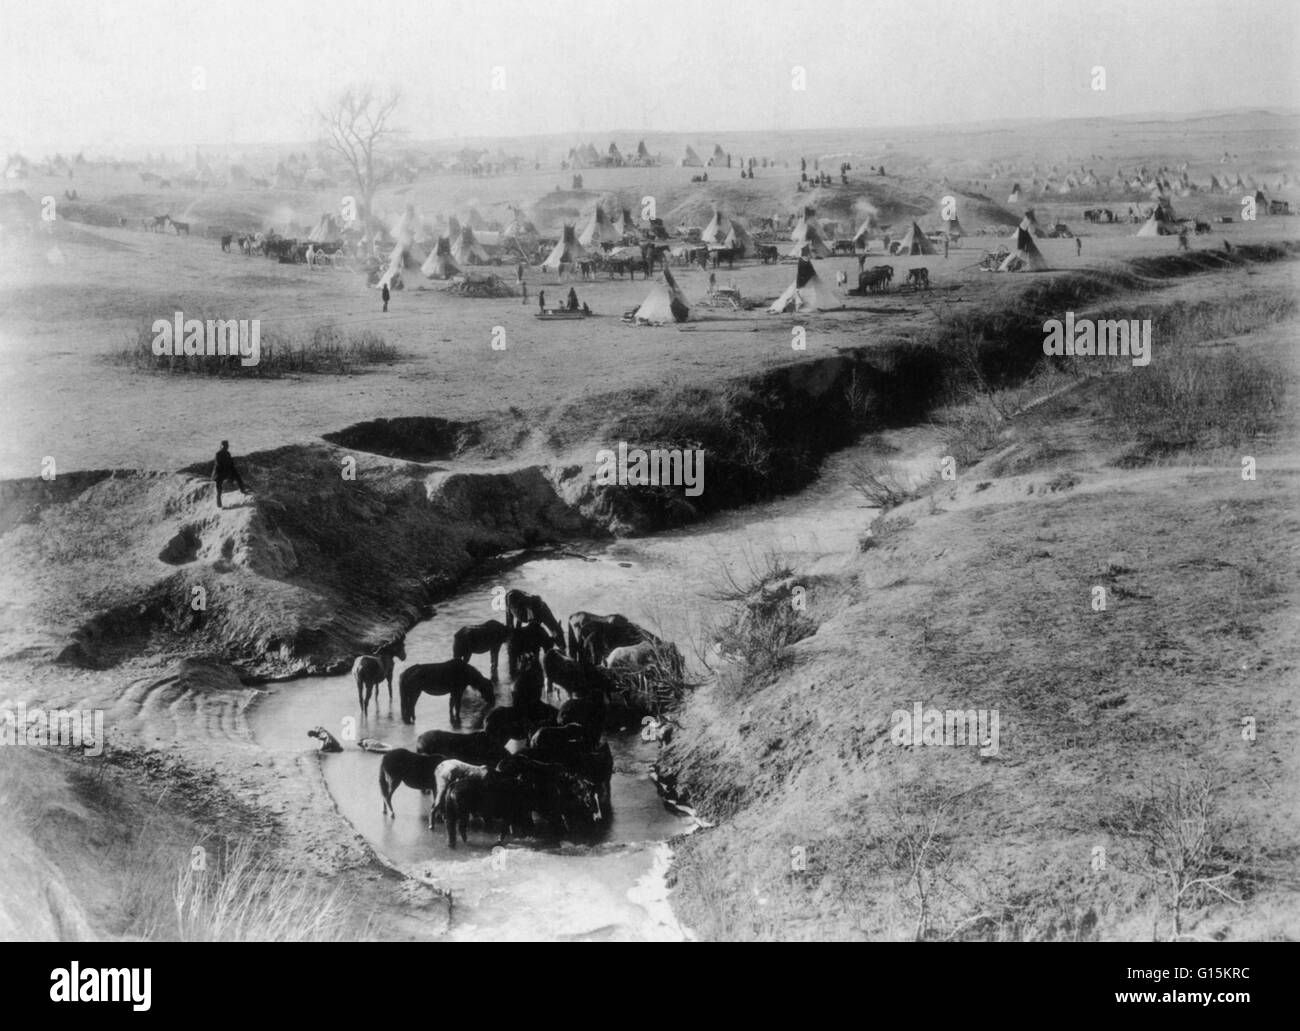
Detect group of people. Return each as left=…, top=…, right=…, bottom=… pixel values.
left=537, top=287, right=590, bottom=315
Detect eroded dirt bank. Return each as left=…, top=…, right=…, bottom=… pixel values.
left=660, top=304, right=1300, bottom=941
left=1, top=249, right=1296, bottom=940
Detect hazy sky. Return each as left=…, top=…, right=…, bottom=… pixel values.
left=2, top=0, right=1297, bottom=154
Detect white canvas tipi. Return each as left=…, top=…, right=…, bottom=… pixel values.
left=421, top=236, right=460, bottom=278
left=702, top=206, right=751, bottom=254
left=997, top=219, right=1049, bottom=271
left=578, top=206, right=621, bottom=249
left=895, top=221, right=937, bottom=255
left=769, top=257, right=835, bottom=313
left=451, top=223, right=491, bottom=265
left=632, top=267, right=691, bottom=324
left=787, top=209, right=832, bottom=258
left=541, top=224, right=588, bottom=273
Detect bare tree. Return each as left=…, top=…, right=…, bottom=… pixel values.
left=1102, top=771, right=1249, bottom=941
left=319, top=86, right=402, bottom=246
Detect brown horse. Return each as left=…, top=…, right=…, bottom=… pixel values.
left=503, top=589, right=565, bottom=661
left=352, top=636, right=407, bottom=718
left=452, top=619, right=508, bottom=680
left=504, top=589, right=563, bottom=634
left=399, top=660, right=496, bottom=724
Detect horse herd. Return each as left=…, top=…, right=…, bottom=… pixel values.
left=350, top=589, right=683, bottom=849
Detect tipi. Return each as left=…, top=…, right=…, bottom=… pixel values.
left=451, top=223, right=491, bottom=265
left=787, top=208, right=832, bottom=258
left=1008, top=183, right=1021, bottom=203
left=632, top=267, right=691, bottom=324
left=997, top=219, right=1049, bottom=271
left=769, top=257, right=836, bottom=313
left=679, top=145, right=703, bottom=168
left=614, top=207, right=640, bottom=239
left=578, top=206, right=621, bottom=249
left=702, top=206, right=751, bottom=254
left=502, top=207, right=540, bottom=248
left=895, top=221, right=937, bottom=255
left=421, top=236, right=460, bottom=279
left=541, top=224, right=587, bottom=273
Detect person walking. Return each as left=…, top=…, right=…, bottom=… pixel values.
left=538, top=289, right=546, bottom=313
left=211, top=440, right=251, bottom=509
left=1076, top=237, right=1082, bottom=257
left=381, top=281, right=390, bottom=312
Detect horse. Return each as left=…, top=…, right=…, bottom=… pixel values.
left=605, top=639, right=685, bottom=679
left=558, top=693, right=607, bottom=741
left=428, top=759, right=490, bottom=825
left=906, top=268, right=930, bottom=291
left=521, top=737, right=612, bottom=819
left=507, top=621, right=555, bottom=678
left=541, top=645, right=613, bottom=701
left=504, top=591, right=563, bottom=649
left=351, top=636, right=407, bottom=719
left=399, top=660, right=495, bottom=724
left=483, top=701, right=557, bottom=745
left=151, top=214, right=170, bottom=233
left=510, top=652, right=546, bottom=709
left=172, top=220, right=190, bottom=236
left=378, top=748, right=448, bottom=826
left=567, top=611, right=654, bottom=666
left=452, top=619, right=508, bottom=680
left=417, top=728, right=509, bottom=764
left=443, top=767, right=534, bottom=848
left=220, top=234, right=232, bottom=252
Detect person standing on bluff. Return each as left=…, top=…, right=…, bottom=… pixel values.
left=212, top=440, right=251, bottom=509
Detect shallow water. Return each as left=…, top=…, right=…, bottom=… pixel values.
left=248, top=452, right=870, bottom=939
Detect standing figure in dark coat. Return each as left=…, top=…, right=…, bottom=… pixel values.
left=212, top=440, right=251, bottom=509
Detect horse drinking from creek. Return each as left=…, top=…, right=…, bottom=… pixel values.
left=378, top=748, right=449, bottom=827
left=351, top=636, right=407, bottom=719
left=452, top=619, right=508, bottom=680
left=503, top=589, right=565, bottom=665
left=507, top=621, right=556, bottom=679
left=399, top=659, right=496, bottom=724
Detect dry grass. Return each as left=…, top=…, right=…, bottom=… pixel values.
left=164, top=837, right=353, bottom=942
left=1109, top=347, right=1284, bottom=454
left=704, top=547, right=819, bottom=695
left=111, top=320, right=399, bottom=376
